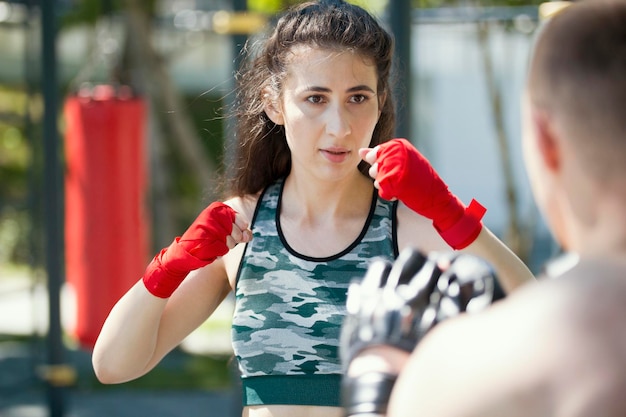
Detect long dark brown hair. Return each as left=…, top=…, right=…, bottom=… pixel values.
left=225, top=0, right=396, bottom=197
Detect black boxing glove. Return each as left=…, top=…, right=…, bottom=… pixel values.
left=340, top=248, right=437, bottom=368
left=340, top=248, right=496, bottom=416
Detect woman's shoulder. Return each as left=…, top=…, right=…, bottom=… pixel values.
left=224, top=193, right=262, bottom=223
left=395, top=202, right=450, bottom=253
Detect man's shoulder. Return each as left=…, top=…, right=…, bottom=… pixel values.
left=403, top=257, right=626, bottom=417
left=420, top=257, right=626, bottom=371
left=530, top=257, right=626, bottom=322
left=478, top=258, right=626, bottom=341
left=463, top=256, right=626, bottom=368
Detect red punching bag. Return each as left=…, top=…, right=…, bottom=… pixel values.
left=64, top=85, right=150, bottom=349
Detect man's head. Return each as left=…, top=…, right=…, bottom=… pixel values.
left=522, top=0, right=626, bottom=251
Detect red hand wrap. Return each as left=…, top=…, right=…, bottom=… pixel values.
left=143, top=202, right=236, bottom=298
left=437, top=199, right=486, bottom=250
left=375, top=138, right=486, bottom=250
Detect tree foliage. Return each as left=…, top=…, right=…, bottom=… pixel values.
left=60, top=0, right=157, bottom=27
left=248, top=0, right=388, bottom=14
left=415, top=0, right=543, bottom=6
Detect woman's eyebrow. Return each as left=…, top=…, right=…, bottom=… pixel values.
left=301, top=85, right=376, bottom=93
left=347, top=85, right=376, bottom=93
left=302, top=86, right=331, bottom=93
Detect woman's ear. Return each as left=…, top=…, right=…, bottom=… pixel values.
left=262, top=88, right=284, bottom=125
left=377, top=91, right=387, bottom=119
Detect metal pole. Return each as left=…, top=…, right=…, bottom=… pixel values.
left=232, top=0, right=248, bottom=71
left=41, top=1, right=66, bottom=416
left=388, top=0, right=413, bottom=141
left=229, top=5, right=247, bottom=413
left=224, top=0, right=249, bottom=182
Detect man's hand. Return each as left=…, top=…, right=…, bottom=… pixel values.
left=340, top=247, right=496, bottom=416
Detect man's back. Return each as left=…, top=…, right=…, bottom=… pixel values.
left=540, top=259, right=626, bottom=417
left=389, top=257, right=626, bottom=417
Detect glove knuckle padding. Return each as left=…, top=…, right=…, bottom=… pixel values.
left=341, top=248, right=496, bottom=364
left=434, top=254, right=495, bottom=321
left=340, top=248, right=496, bottom=416
left=341, top=248, right=436, bottom=367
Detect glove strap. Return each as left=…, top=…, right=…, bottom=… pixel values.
left=437, top=199, right=486, bottom=250
left=342, top=372, right=398, bottom=417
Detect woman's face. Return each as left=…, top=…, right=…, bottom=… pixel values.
left=265, top=45, right=382, bottom=182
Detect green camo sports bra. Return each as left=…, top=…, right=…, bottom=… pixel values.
left=231, top=178, right=398, bottom=407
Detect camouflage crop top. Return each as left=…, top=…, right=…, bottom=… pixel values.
left=231, top=178, right=398, bottom=407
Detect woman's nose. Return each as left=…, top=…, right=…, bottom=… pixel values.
left=325, top=105, right=352, bottom=137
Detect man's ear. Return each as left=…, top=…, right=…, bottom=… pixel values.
left=262, top=88, right=284, bottom=125
left=533, top=109, right=561, bottom=172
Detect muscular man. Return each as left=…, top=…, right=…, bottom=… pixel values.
left=343, top=1, right=626, bottom=416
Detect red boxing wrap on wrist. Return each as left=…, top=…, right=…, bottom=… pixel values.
left=143, top=202, right=236, bottom=298
left=437, top=199, right=486, bottom=250
left=375, top=138, right=486, bottom=250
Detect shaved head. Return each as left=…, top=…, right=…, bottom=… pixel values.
left=527, top=0, right=626, bottom=183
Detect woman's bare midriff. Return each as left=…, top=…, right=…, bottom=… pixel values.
left=243, top=405, right=343, bottom=417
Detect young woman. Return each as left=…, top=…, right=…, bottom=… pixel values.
left=92, top=1, right=534, bottom=416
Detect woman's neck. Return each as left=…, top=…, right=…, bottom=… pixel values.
left=278, top=171, right=375, bottom=258
left=281, top=171, right=373, bottom=223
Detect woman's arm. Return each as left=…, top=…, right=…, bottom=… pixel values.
left=91, top=263, right=231, bottom=383
left=397, top=203, right=534, bottom=294
left=362, top=140, right=535, bottom=294
left=92, top=199, right=252, bottom=383
left=461, top=226, right=534, bottom=293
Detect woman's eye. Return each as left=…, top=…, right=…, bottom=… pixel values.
left=307, top=95, right=325, bottom=104
left=350, top=94, right=368, bottom=104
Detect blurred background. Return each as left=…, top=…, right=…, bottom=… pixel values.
left=0, top=0, right=560, bottom=416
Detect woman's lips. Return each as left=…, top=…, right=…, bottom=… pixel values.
left=320, top=148, right=350, bottom=163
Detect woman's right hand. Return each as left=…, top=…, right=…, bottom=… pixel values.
left=93, top=201, right=250, bottom=383
left=143, top=202, right=252, bottom=298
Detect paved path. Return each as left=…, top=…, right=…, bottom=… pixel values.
left=0, top=337, right=242, bottom=417
left=0, top=267, right=242, bottom=417
left=1, top=388, right=239, bottom=417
